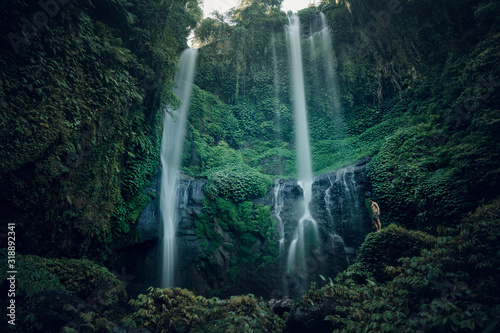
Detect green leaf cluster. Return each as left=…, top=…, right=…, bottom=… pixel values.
left=0, top=252, right=126, bottom=332
left=195, top=196, right=279, bottom=286
left=123, top=287, right=285, bottom=332
left=12, top=254, right=127, bottom=309
left=204, top=164, right=273, bottom=203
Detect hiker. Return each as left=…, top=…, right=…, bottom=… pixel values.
left=370, top=198, right=381, bottom=232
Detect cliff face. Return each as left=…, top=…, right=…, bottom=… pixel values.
left=0, top=0, right=200, bottom=260
left=129, top=158, right=371, bottom=298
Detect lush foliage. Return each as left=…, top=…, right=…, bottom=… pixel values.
left=355, top=224, right=437, bottom=281
left=1, top=0, right=499, bottom=331
left=0, top=0, right=201, bottom=260
left=14, top=254, right=126, bottom=308
left=123, top=287, right=285, bottom=332
left=0, top=252, right=126, bottom=331
left=291, top=197, right=500, bottom=332
left=195, top=196, right=279, bottom=288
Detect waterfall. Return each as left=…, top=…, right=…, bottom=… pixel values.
left=318, top=13, right=341, bottom=113
left=325, top=175, right=334, bottom=222
left=323, top=165, right=366, bottom=250
left=271, top=32, right=282, bottom=142
left=273, top=179, right=285, bottom=256
left=286, top=13, right=313, bottom=183
left=308, top=12, right=345, bottom=143
left=309, top=13, right=341, bottom=114
left=285, top=13, right=319, bottom=287
left=159, top=48, right=197, bottom=288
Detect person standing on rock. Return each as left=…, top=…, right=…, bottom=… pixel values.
left=370, top=198, right=381, bottom=232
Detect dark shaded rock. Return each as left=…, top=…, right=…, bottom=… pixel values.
left=286, top=297, right=337, bottom=333
left=137, top=200, right=158, bottom=242
left=113, top=327, right=152, bottom=333
left=176, top=177, right=209, bottom=291
left=311, top=157, right=372, bottom=249
left=137, top=172, right=160, bottom=243
left=268, top=298, right=294, bottom=317
left=21, top=290, right=95, bottom=333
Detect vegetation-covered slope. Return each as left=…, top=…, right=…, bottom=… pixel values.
left=0, top=0, right=200, bottom=260
left=288, top=197, right=500, bottom=332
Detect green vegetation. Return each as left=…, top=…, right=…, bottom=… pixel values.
left=124, top=287, right=285, bottom=332
left=1, top=0, right=499, bottom=331
left=0, top=0, right=201, bottom=260
left=11, top=253, right=126, bottom=308
left=355, top=224, right=437, bottom=281
left=204, top=164, right=273, bottom=202
left=196, top=196, right=279, bottom=285
left=0, top=252, right=126, bottom=332
left=292, top=197, right=500, bottom=332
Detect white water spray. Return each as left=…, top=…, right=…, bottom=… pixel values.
left=285, top=13, right=319, bottom=277
left=160, top=48, right=197, bottom=288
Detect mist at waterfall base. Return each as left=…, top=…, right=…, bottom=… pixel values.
left=159, top=48, right=197, bottom=288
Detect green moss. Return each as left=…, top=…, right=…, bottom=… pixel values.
left=13, top=254, right=127, bottom=309
left=195, top=195, right=279, bottom=287
left=203, top=164, right=273, bottom=203
left=356, top=224, right=437, bottom=281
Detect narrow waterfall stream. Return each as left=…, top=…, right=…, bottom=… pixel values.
left=159, top=48, right=197, bottom=288
left=273, top=179, right=285, bottom=257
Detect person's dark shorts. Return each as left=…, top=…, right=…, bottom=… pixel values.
left=372, top=212, right=379, bottom=220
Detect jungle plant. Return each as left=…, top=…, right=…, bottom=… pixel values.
left=123, top=287, right=285, bottom=333
left=290, top=197, right=500, bottom=333
left=203, top=164, right=273, bottom=203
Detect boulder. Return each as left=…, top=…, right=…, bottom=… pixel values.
left=286, top=297, right=337, bottom=333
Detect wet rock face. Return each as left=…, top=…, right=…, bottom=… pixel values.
left=137, top=172, right=160, bottom=243
left=310, top=156, right=372, bottom=251
left=174, top=177, right=209, bottom=292
left=286, top=297, right=338, bottom=333
left=129, top=157, right=372, bottom=298
left=268, top=298, right=294, bottom=317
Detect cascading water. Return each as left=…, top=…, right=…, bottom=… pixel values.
left=159, top=48, right=197, bottom=288
left=285, top=13, right=319, bottom=285
left=271, top=32, right=282, bottom=142
left=323, top=165, right=366, bottom=250
left=309, top=12, right=345, bottom=138
left=273, top=179, right=285, bottom=256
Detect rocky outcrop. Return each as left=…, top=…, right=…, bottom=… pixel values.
left=285, top=297, right=338, bottom=333
left=311, top=156, right=372, bottom=250
left=268, top=298, right=294, bottom=316
left=137, top=173, right=161, bottom=243
left=126, top=157, right=372, bottom=299
left=175, top=176, right=210, bottom=293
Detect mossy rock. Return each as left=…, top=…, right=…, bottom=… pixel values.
left=12, top=254, right=127, bottom=310
left=203, top=164, right=273, bottom=203
left=356, top=224, right=437, bottom=281
left=12, top=289, right=118, bottom=333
